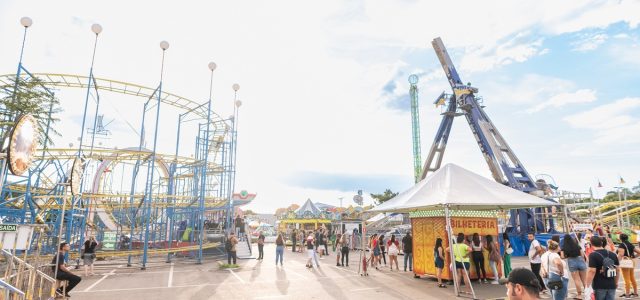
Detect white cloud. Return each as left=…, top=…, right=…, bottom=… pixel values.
left=564, top=97, right=640, bottom=144
left=572, top=33, right=608, bottom=52
left=460, top=34, right=544, bottom=73
left=526, top=89, right=597, bottom=113
left=0, top=1, right=639, bottom=212
left=609, top=42, right=640, bottom=67
left=484, top=74, right=575, bottom=105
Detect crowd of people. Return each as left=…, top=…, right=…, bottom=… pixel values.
left=223, top=221, right=640, bottom=300
left=235, top=226, right=415, bottom=273
left=440, top=229, right=637, bottom=300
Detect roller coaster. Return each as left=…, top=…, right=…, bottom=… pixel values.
left=0, top=19, right=248, bottom=273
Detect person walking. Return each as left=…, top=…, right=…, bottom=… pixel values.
left=541, top=240, right=569, bottom=300
left=291, top=229, right=297, bottom=253
left=340, top=233, right=350, bottom=267
left=617, top=233, right=640, bottom=298
left=471, top=233, right=488, bottom=283
left=379, top=234, right=387, bottom=266
left=434, top=237, right=446, bottom=288
left=275, top=232, right=285, bottom=266
left=227, top=232, right=238, bottom=265
left=403, top=232, right=413, bottom=272
left=83, top=236, right=98, bottom=277
left=298, top=230, right=304, bottom=253
left=486, top=235, right=501, bottom=284
left=306, top=232, right=319, bottom=269
left=52, top=242, right=82, bottom=298
left=561, top=233, right=587, bottom=299
left=528, top=232, right=547, bottom=292
left=335, top=233, right=342, bottom=266
left=323, top=229, right=329, bottom=256
left=387, top=234, right=400, bottom=271
left=502, top=233, right=513, bottom=278
left=257, top=231, right=265, bottom=260
left=331, top=231, right=337, bottom=253
left=235, top=215, right=242, bottom=237
left=586, top=236, right=619, bottom=300
left=372, top=234, right=381, bottom=270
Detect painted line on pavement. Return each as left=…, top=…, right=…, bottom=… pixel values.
left=84, top=265, right=121, bottom=292
left=168, top=263, right=174, bottom=287
left=285, top=269, right=309, bottom=280
left=351, top=287, right=378, bottom=292
left=228, top=269, right=246, bottom=284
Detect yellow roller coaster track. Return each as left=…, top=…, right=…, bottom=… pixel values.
left=35, top=242, right=220, bottom=260
left=0, top=73, right=227, bottom=123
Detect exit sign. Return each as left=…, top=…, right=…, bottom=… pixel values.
left=0, top=224, right=17, bottom=232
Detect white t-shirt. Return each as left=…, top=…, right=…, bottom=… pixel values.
left=529, top=240, right=542, bottom=263
left=541, top=252, right=569, bottom=279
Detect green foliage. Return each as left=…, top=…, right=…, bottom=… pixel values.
left=370, top=189, right=399, bottom=205
left=0, top=77, right=62, bottom=148
left=219, top=263, right=239, bottom=269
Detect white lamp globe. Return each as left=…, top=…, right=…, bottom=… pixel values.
left=208, top=62, right=217, bottom=71
left=232, top=83, right=240, bottom=91
left=235, top=100, right=242, bottom=107
left=91, top=24, right=102, bottom=35
left=20, top=17, right=33, bottom=28
left=160, top=40, right=170, bottom=50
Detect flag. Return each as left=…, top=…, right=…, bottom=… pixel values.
left=597, top=180, right=603, bottom=188
left=620, top=177, right=626, bottom=184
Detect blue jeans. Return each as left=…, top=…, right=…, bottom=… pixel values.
left=594, top=289, right=616, bottom=300
left=404, top=252, right=413, bottom=271
left=275, top=245, right=284, bottom=265
left=549, top=273, right=568, bottom=300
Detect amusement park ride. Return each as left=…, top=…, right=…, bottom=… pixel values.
left=0, top=18, right=251, bottom=271
left=418, top=38, right=555, bottom=234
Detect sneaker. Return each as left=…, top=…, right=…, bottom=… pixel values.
left=483, top=279, right=488, bottom=283
left=491, top=280, right=499, bottom=285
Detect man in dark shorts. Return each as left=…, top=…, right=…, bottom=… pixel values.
left=52, top=242, right=82, bottom=297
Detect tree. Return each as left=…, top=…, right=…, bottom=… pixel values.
left=287, top=204, right=300, bottom=211
left=371, top=189, right=399, bottom=205
left=0, top=77, right=62, bottom=149
left=243, top=209, right=257, bottom=215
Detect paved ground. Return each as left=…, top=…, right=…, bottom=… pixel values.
left=64, top=244, right=640, bottom=300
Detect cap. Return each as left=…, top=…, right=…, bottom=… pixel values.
left=498, top=268, right=541, bottom=290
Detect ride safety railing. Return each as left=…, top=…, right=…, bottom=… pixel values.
left=1, top=249, right=56, bottom=300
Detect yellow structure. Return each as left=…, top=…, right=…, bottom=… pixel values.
left=411, top=210, right=500, bottom=280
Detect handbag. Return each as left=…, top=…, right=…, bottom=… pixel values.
left=546, top=254, right=564, bottom=290
left=620, top=243, right=635, bottom=269
left=489, top=244, right=501, bottom=262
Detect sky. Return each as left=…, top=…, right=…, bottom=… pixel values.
left=0, top=0, right=639, bottom=214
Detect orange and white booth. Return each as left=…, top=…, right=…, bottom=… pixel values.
left=371, top=164, right=557, bottom=299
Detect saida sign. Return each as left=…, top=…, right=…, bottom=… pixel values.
left=0, top=224, right=17, bottom=232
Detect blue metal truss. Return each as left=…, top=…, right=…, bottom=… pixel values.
left=422, top=37, right=553, bottom=233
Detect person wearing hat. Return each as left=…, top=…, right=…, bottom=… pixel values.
left=500, top=268, right=542, bottom=299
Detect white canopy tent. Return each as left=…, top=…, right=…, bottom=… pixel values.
left=371, top=163, right=557, bottom=213
left=371, top=163, right=558, bottom=298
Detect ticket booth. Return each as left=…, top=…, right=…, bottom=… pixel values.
left=411, top=210, right=500, bottom=280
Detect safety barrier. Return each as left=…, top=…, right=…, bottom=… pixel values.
left=1, top=249, right=57, bottom=300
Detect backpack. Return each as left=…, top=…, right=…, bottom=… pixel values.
left=595, top=250, right=617, bottom=278
left=225, top=238, right=232, bottom=252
